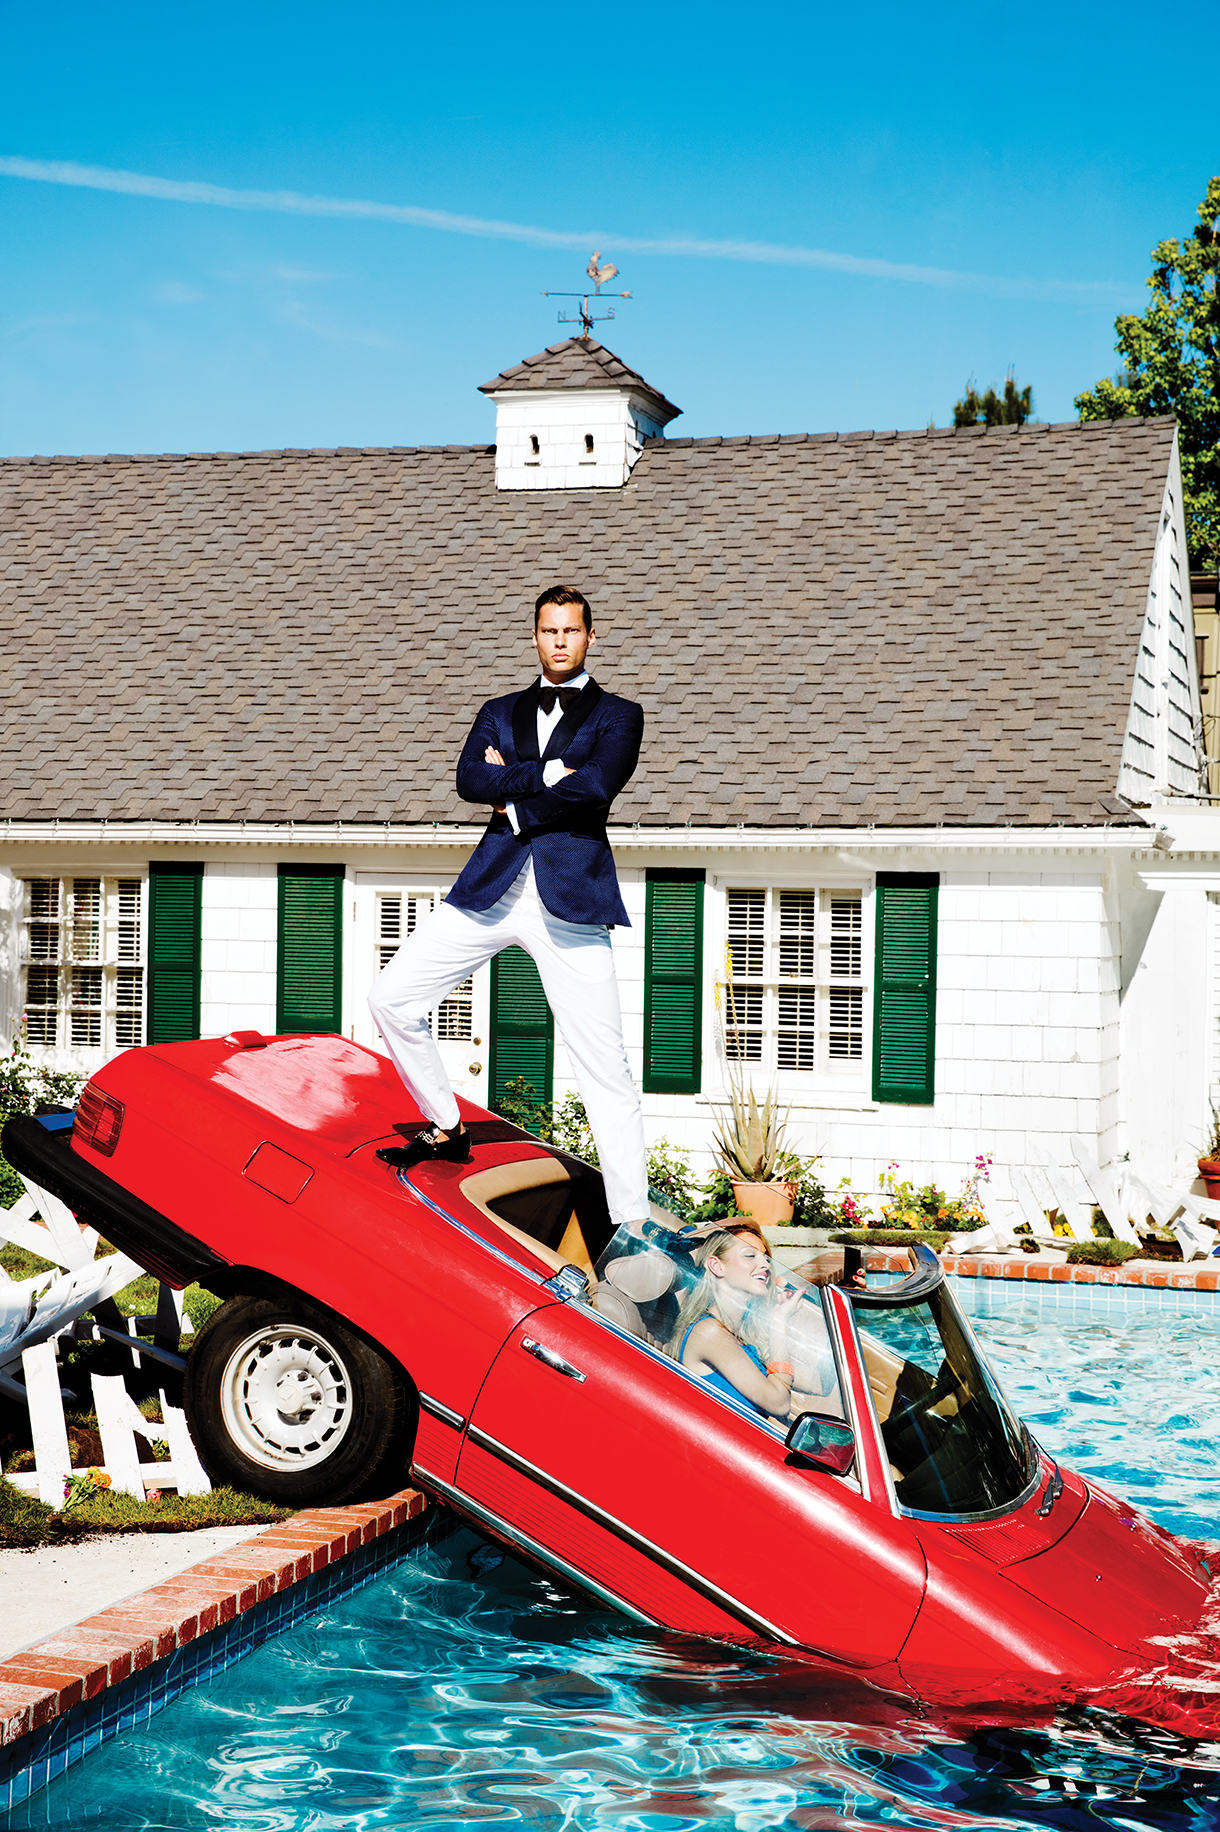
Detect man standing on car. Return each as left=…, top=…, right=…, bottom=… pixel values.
left=369, top=584, right=649, bottom=1233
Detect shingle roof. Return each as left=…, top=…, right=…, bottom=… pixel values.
left=479, top=337, right=681, bottom=424
left=0, top=415, right=1173, bottom=827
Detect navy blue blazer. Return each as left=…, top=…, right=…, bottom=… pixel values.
left=447, top=678, right=644, bottom=927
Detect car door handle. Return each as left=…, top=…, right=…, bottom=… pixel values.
left=521, top=1337, right=586, bottom=1381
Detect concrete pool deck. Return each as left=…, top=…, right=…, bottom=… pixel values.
left=0, top=1523, right=278, bottom=1664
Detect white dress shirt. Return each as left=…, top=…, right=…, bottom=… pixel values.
left=505, top=672, right=588, bottom=834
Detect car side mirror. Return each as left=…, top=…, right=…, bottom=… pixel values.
left=785, top=1412, right=856, bottom=1477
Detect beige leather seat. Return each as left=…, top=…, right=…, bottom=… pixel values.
left=593, top=1248, right=676, bottom=1342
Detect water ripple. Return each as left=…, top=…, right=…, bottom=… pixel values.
left=6, top=1300, right=1220, bottom=1832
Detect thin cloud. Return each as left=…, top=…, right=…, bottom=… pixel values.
left=0, top=154, right=1135, bottom=305
left=153, top=279, right=206, bottom=304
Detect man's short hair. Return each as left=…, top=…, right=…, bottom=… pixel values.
left=534, top=585, right=593, bottom=632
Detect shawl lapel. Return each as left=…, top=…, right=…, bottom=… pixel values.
left=542, top=678, right=604, bottom=762
left=511, top=683, right=542, bottom=763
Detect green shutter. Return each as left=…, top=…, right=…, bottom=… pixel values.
left=872, top=874, right=938, bottom=1105
left=489, top=945, right=554, bottom=1111
left=147, top=863, right=203, bottom=1043
left=643, top=869, right=704, bottom=1094
left=277, top=865, right=344, bottom=1035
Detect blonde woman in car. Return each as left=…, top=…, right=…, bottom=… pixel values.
left=672, top=1223, right=803, bottom=1420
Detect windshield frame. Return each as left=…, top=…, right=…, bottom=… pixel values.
left=847, top=1243, right=1041, bottom=1523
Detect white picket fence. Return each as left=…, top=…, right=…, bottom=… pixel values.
left=961, top=1135, right=1220, bottom=1260
left=1, top=1167, right=211, bottom=1506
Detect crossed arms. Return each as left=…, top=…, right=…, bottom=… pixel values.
left=455, top=698, right=644, bottom=834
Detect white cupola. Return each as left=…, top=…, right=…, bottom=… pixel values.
left=479, top=338, right=681, bottom=491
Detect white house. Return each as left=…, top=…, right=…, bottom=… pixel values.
left=2, top=336, right=1216, bottom=1222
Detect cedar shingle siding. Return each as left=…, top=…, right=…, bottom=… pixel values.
left=0, top=416, right=1173, bottom=828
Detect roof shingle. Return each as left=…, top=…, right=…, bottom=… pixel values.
left=478, top=337, right=681, bottom=423
left=0, top=416, right=1173, bottom=827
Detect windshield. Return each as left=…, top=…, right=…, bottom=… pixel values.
left=592, top=1216, right=845, bottom=1435
left=852, top=1283, right=1037, bottom=1517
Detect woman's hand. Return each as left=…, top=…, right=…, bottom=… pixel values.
left=767, top=1279, right=802, bottom=1357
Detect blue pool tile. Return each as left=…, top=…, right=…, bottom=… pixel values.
left=0, top=1512, right=429, bottom=1815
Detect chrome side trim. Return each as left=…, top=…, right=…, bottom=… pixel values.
left=465, top=1424, right=798, bottom=1645
left=410, top=1464, right=656, bottom=1625
left=418, top=1392, right=466, bottom=1432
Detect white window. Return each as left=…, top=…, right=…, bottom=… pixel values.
left=722, top=887, right=864, bottom=1078
left=374, top=891, right=473, bottom=1041
left=22, top=877, right=145, bottom=1052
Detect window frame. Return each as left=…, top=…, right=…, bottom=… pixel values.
left=711, top=875, right=872, bottom=1092
left=20, top=872, right=149, bottom=1057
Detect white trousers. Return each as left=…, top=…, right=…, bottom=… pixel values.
left=368, top=861, right=649, bottom=1230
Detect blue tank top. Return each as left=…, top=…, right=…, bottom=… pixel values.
left=678, top=1315, right=771, bottom=1418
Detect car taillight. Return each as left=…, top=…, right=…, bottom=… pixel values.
left=76, top=1082, right=125, bottom=1156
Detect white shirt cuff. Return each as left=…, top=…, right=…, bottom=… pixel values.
left=506, top=802, right=520, bottom=834
left=542, top=759, right=566, bottom=787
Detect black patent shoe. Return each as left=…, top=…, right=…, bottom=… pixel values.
left=376, top=1122, right=472, bottom=1171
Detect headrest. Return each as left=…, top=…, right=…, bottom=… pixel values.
left=602, top=1248, right=675, bottom=1302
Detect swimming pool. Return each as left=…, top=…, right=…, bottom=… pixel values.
left=5, top=1290, right=1219, bottom=1832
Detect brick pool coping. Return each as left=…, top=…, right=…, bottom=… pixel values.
left=864, top=1246, right=1220, bottom=1289
left=0, top=1486, right=429, bottom=1754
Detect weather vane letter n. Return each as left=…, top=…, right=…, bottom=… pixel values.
left=543, top=253, right=632, bottom=338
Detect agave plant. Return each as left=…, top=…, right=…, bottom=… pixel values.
left=711, top=951, right=793, bottom=1183
left=712, top=1081, right=792, bottom=1184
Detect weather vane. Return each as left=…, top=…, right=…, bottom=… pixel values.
left=544, top=253, right=632, bottom=338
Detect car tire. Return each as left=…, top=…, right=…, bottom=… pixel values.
left=184, top=1291, right=414, bottom=1507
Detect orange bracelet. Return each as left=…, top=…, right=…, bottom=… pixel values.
left=767, top=1361, right=795, bottom=1380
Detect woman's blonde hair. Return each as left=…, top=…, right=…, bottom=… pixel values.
left=671, top=1223, right=771, bottom=1358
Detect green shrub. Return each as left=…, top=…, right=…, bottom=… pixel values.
left=493, top=1075, right=553, bottom=1139
left=644, top=1139, right=698, bottom=1215
left=0, top=1038, right=86, bottom=1207
left=1065, top=1239, right=1141, bottom=1267
left=832, top=1228, right=950, bottom=1249
left=686, top=1170, right=738, bottom=1226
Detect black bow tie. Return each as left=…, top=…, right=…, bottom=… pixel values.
left=538, top=684, right=582, bottom=714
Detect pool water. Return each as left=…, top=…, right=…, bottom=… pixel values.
left=7, top=1296, right=1220, bottom=1832
left=968, top=1299, right=1220, bottom=1542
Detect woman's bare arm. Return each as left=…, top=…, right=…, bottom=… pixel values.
left=683, top=1319, right=793, bottom=1418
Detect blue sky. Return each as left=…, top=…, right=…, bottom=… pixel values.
left=3, top=0, right=1218, bottom=455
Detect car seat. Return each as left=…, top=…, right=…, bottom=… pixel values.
left=593, top=1248, right=676, bottom=1345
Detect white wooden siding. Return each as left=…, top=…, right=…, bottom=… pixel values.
left=1118, top=432, right=1206, bottom=803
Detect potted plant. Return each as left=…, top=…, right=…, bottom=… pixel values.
left=709, top=961, right=797, bottom=1224
left=1199, top=1103, right=1220, bottom=1200
left=711, top=1081, right=797, bottom=1225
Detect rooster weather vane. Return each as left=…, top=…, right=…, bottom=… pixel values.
left=544, top=253, right=632, bottom=338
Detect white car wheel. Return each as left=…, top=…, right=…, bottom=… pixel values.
left=218, top=1323, right=356, bottom=1472
left=185, top=1291, right=412, bottom=1505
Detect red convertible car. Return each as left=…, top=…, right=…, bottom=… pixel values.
left=6, top=1031, right=1217, bottom=1725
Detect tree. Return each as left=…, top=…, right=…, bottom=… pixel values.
left=1076, top=176, right=1220, bottom=567
left=953, top=374, right=1033, bottom=428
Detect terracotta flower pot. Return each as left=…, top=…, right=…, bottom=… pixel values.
left=1198, top=1156, right=1220, bottom=1201
left=730, top=1180, right=796, bottom=1226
